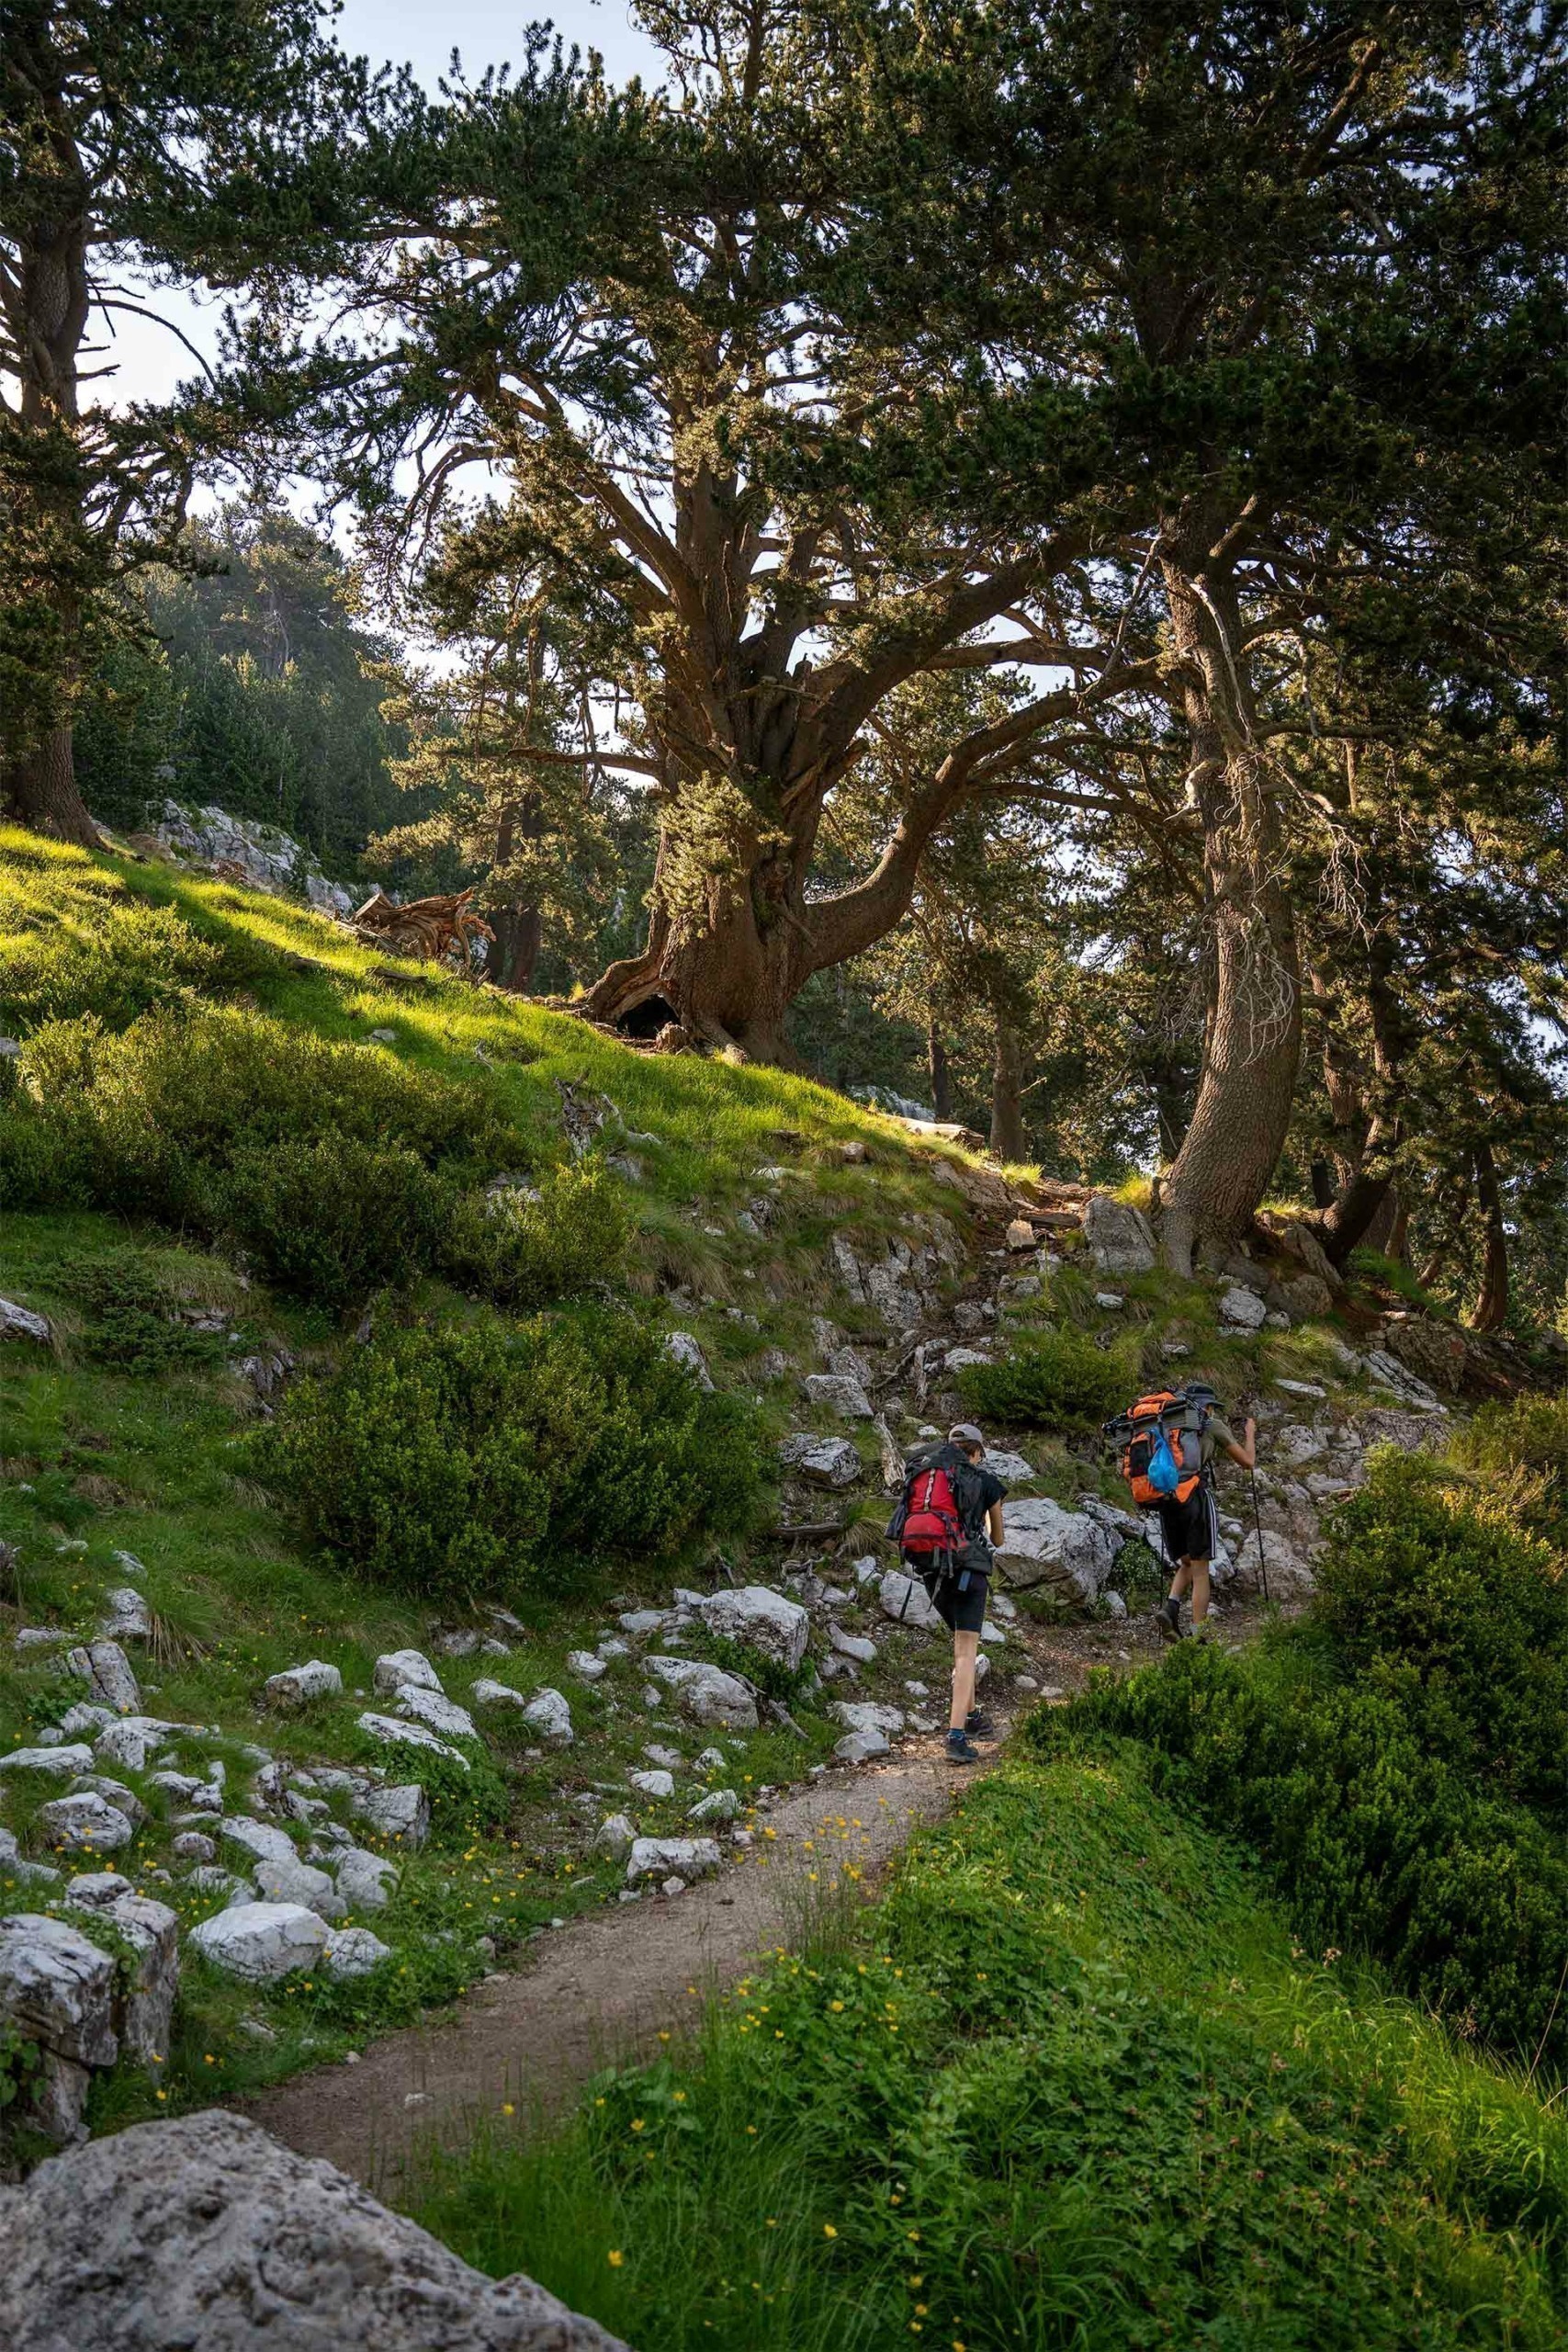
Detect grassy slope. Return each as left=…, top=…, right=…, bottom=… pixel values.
left=0, top=831, right=985, bottom=2123
left=412, top=1741, right=1568, bottom=2351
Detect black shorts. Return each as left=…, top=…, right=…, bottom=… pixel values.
left=1156, top=1484, right=1218, bottom=1566
left=912, top=1550, right=990, bottom=1634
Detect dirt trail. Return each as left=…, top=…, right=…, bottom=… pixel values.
left=247, top=1745, right=960, bottom=2196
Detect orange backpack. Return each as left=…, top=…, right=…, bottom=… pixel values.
left=1103, top=1388, right=1210, bottom=1508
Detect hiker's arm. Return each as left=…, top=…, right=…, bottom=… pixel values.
left=987, top=1501, right=1005, bottom=1544
left=1223, top=1418, right=1258, bottom=1471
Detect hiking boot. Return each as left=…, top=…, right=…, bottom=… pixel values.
left=1156, top=1598, right=1184, bottom=1643
left=944, top=1727, right=983, bottom=1765
left=965, top=1708, right=997, bottom=1739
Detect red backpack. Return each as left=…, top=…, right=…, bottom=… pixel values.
left=887, top=1457, right=965, bottom=1564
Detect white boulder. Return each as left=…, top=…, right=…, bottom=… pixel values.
left=802, top=1372, right=874, bottom=1420
left=877, top=1570, right=942, bottom=1630
left=566, top=1650, right=607, bottom=1681
left=1218, top=1283, right=1269, bottom=1330
left=995, top=1497, right=1117, bottom=1607
left=834, top=1730, right=890, bottom=1763
left=254, top=1856, right=344, bottom=1920
left=372, top=1650, right=443, bottom=1697
left=628, top=1769, right=674, bottom=1800
left=0, top=1295, right=51, bottom=1344
left=643, top=1657, right=759, bottom=1731
left=829, top=1624, right=877, bottom=1664
left=219, top=1815, right=299, bottom=1867
left=35, top=1793, right=136, bottom=1854
left=695, top=1584, right=809, bottom=1670
left=353, top=1784, right=431, bottom=1846
left=188, top=1902, right=330, bottom=1983
left=1083, top=1193, right=1156, bottom=1274
left=980, top=1449, right=1036, bottom=1484
left=395, top=1684, right=477, bottom=1742
left=625, top=1837, right=722, bottom=1887
left=0, top=1912, right=118, bottom=2141
left=777, top=1433, right=862, bottom=1488
left=522, top=1688, right=573, bottom=1747
left=64, top=1640, right=140, bottom=1714
left=0, top=1742, right=95, bottom=1780
left=688, top=1788, right=739, bottom=1823
left=664, top=1331, right=715, bottom=1390
left=263, top=1659, right=344, bottom=1709
left=97, top=1588, right=152, bottom=1643
left=593, top=1813, right=637, bottom=1858
left=322, top=1927, right=391, bottom=1981
left=334, top=1848, right=399, bottom=1912
left=355, top=1713, right=469, bottom=1768
left=830, top=1700, right=906, bottom=1736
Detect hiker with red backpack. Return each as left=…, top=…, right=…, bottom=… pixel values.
left=1103, top=1383, right=1256, bottom=1641
left=887, top=1422, right=1007, bottom=1764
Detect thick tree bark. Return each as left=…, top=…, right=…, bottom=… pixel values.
left=1470, top=1141, right=1509, bottom=1331
left=485, top=798, right=543, bottom=992
left=1157, top=547, right=1301, bottom=1272
left=989, top=1021, right=1026, bottom=1160
left=3, top=722, right=98, bottom=847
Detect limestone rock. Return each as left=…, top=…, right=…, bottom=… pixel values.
left=695, top=1584, right=809, bottom=1670
left=70, top=1773, right=146, bottom=1826
left=355, top=1712, right=470, bottom=1768
left=254, top=1855, right=344, bottom=1920
left=0, top=1295, right=51, bottom=1345
left=97, top=1587, right=152, bottom=1643
left=664, top=1331, right=715, bottom=1390
left=522, top=1687, right=573, bottom=1746
left=1355, top=1406, right=1449, bottom=1454
left=628, top=1768, right=674, bottom=1800
left=980, top=1448, right=1036, bottom=1483
left=687, top=1788, right=739, bottom=1824
left=64, top=1639, right=140, bottom=1714
left=354, top=1783, right=431, bottom=1846
left=877, top=1569, right=942, bottom=1630
left=625, top=1836, right=722, bottom=1887
left=1280, top=1272, right=1335, bottom=1321
left=566, top=1649, right=607, bottom=1681
left=943, top=1346, right=993, bottom=1371
left=995, top=1497, right=1116, bottom=1608
left=1361, top=1348, right=1446, bottom=1411
left=802, top=1370, right=874, bottom=1419
left=93, top=1715, right=191, bottom=1771
left=0, top=2109, right=630, bottom=2348
left=1383, top=1315, right=1467, bottom=1397
left=396, top=1683, right=478, bottom=1742
left=373, top=1649, right=443, bottom=1697
left=172, top=1831, right=216, bottom=1864
left=322, top=1926, right=390, bottom=1980
left=264, top=1659, right=343, bottom=1710
left=334, top=1847, right=399, bottom=1911
left=829, top=1624, right=877, bottom=1664
left=834, top=1730, right=890, bottom=1763
left=1005, top=1217, right=1036, bottom=1251
left=592, top=1813, right=637, bottom=1858
left=220, top=1814, right=299, bottom=1868
left=1217, top=1284, right=1269, bottom=1331
left=0, top=1742, right=96, bottom=1780
left=643, top=1657, right=759, bottom=1730
left=830, top=1700, right=906, bottom=1738
left=778, top=1431, right=863, bottom=1487
left=189, top=1901, right=329, bottom=1983
left=86, top=1892, right=179, bottom=2064
left=36, top=1792, right=136, bottom=1854
left=1083, top=1193, right=1156, bottom=1274
left=0, top=1912, right=118, bottom=2143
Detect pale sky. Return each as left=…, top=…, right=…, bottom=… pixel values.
left=102, top=3, right=661, bottom=411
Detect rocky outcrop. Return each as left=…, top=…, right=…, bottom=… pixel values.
left=150, top=798, right=355, bottom=916
left=995, top=1498, right=1118, bottom=1607
left=695, top=1584, right=809, bottom=1670
left=0, top=2109, right=627, bottom=2349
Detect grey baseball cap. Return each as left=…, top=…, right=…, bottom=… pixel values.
left=948, top=1422, right=985, bottom=1449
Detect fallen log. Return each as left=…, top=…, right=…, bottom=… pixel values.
left=350, top=887, right=495, bottom=969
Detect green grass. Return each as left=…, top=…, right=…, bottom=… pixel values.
left=407, top=1743, right=1568, bottom=2349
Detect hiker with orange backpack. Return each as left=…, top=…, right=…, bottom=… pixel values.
left=887, top=1422, right=1007, bottom=1764
left=1103, top=1383, right=1256, bottom=1641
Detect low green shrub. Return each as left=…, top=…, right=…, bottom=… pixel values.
left=216, top=1134, right=446, bottom=1312
left=1039, top=1453, right=1568, bottom=2069
left=957, top=1325, right=1131, bottom=1429
left=438, top=1162, right=628, bottom=1310
left=0, top=895, right=225, bottom=1033
left=256, top=1306, right=767, bottom=1605
left=68, top=1255, right=229, bottom=1377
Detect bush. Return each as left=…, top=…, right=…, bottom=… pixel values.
left=957, top=1325, right=1132, bottom=1429
left=0, top=899, right=223, bottom=1033
left=1041, top=1453, right=1568, bottom=2068
left=68, top=1255, right=229, bottom=1377
left=216, top=1134, right=446, bottom=1312
left=255, top=1307, right=768, bottom=1605
left=438, top=1162, right=628, bottom=1309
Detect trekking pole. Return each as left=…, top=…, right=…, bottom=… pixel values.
left=1248, top=1466, right=1271, bottom=1608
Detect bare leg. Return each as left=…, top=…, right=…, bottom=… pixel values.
left=950, top=1630, right=980, bottom=1731
left=1167, top=1559, right=1192, bottom=1608
left=1187, top=1558, right=1212, bottom=1624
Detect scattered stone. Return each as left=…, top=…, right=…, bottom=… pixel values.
left=64, top=1639, right=140, bottom=1714
left=1083, top=1193, right=1157, bottom=1274
left=35, top=1794, right=135, bottom=1853
left=830, top=1700, right=906, bottom=1736
left=777, top=1432, right=862, bottom=1488
left=980, top=1448, right=1036, bottom=1484
left=617, top=1608, right=671, bottom=1637
left=263, top=1659, right=344, bottom=1710
left=802, top=1370, right=874, bottom=1419
left=219, top=1814, right=299, bottom=1868
left=643, top=1743, right=683, bottom=1770
left=188, top=1901, right=330, bottom=1983
left=695, top=1584, right=809, bottom=1670
left=996, top=1498, right=1117, bottom=1608
left=322, top=1926, right=391, bottom=1980
left=97, top=1587, right=152, bottom=1643
left=834, top=1730, right=890, bottom=1763
left=1005, top=1217, right=1036, bottom=1252
left=1274, top=1377, right=1328, bottom=1399
left=254, top=1855, right=344, bottom=1920
left=0, top=1295, right=51, bottom=1346
left=355, top=1713, right=470, bottom=1768
left=70, top=1773, right=146, bottom=1826
left=625, top=1837, right=722, bottom=1887
left=566, top=1649, right=607, bottom=1681
left=877, top=1569, right=942, bottom=1630
left=0, top=1911, right=118, bottom=2141
left=664, top=1330, right=715, bottom=1390
left=829, top=1624, right=877, bottom=1664
left=1103, top=1589, right=1128, bottom=1619
left=0, top=1742, right=95, bottom=1780
left=396, top=1684, right=478, bottom=1742
left=354, top=1783, right=430, bottom=1847
left=628, top=1768, right=674, bottom=1801
left=92, top=1715, right=189, bottom=1772
left=693, top=1746, right=726, bottom=1774
left=373, top=1649, right=444, bottom=1697
left=1218, top=1284, right=1269, bottom=1330
left=520, top=1688, right=573, bottom=1747
left=688, top=1788, right=739, bottom=1823
left=13, top=1627, right=69, bottom=1652
left=1094, top=1292, right=1125, bottom=1311
left=171, top=1831, right=216, bottom=1864
left=593, top=1814, right=637, bottom=1858
left=644, top=1657, right=759, bottom=1731
left=89, top=1893, right=180, bottom=2064
left=1280, top=1272, right=1335, bottom=1320
left=57, top=1702, right=115, bottom=1736
left=1362, top=1347, right=1447, bottom=1411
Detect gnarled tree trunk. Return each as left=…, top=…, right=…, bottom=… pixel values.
left=3, top=720, right=98, bottom=848
left=989, top=1020, right=1026, bottom=1160
left=1157, top=546, right=1301, bottom=1272
left=1470, top=1140, right=1509, bottom=1331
